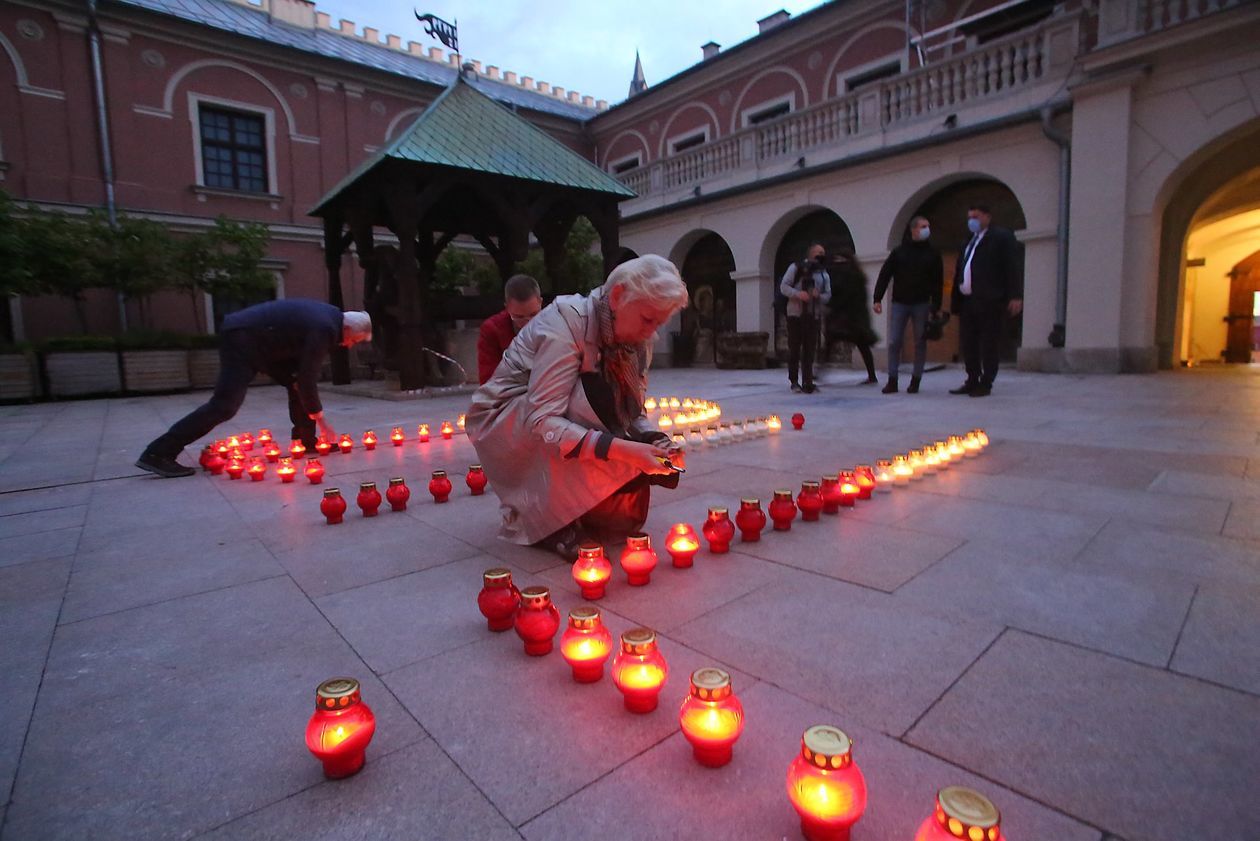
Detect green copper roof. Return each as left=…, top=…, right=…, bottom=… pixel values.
left=313, top=75, right=634, bottom=215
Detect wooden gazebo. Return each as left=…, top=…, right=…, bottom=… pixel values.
left=311, top=69, right=635, bottom=389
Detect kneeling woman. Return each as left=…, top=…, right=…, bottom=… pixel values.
left=467, top=255, right=690, bottom=558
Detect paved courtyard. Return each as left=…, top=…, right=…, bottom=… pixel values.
left=1, top=364, right=1258, bottom=841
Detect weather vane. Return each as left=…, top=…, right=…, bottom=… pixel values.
left=414, top=10, right=458, bottom=52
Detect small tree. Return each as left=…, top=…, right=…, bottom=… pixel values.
left=86, top=212, right=175, bottom=329
left=19, top=209, right=99, bottom=333
left=170, top=216, right=274, bottom=325
left=514, top=216, right=604, bottom=296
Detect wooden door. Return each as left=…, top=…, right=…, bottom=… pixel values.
left=1225, top=251, right=1260, bottom=363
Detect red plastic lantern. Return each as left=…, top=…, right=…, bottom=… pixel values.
left=227, top=435, right=242, bottom=451
left=736, top=498, right=767, bottom=542
left=247, top=458, right=267, bottom=482
left=362, top=430, right=377, bottom=450
left=206, top=452, right=226, bottom=475
left=226, top=458, right=245, bottom=480
left=769, top=489, right=798, bottom=531
left=264, top=442, right=282, bottom=463
left=356, top=481, right=382, bottom=517
left=305, top=677, right=376, bottom=780
left=514, top=586, right=561, bottom=656
left=290, top=439, right=307, bottom=459
left=228, top=447, right=245, bottom=463
left=853, top=466, right=876, bottom=500
left=277, top=457, right=297, bottom=483
left=572, top=541, right=612, bottom=600
left=797, top=481, right=824, bottom=521
left=390, top=427, right=405, bottom=447
left=315, top=437, right=333, bottom=457
left=199, top=444, right=215, bottom=471
left=914, top=787, right=1004, bottom=841
left=786, top=725, right=867, bottom=841
left=215, top=439, right=230, bottom=458
left=428, top=470, right=452, bottom=503
left=820, top=475, right=842, bottom=514
left=257, top=428, right=273, bottom=446
left=338, top=434, right=353, bottom=455
left=791, top=412, right=805, bottom=430
left=304, top=458, right=325, bottom=484
left=620, top=533, right=658, bottom=586
left=476, top=568, right=521, bottom=632
left=320, top=487, right=347, bottom=525
left=838, top=471, right=859, bottom=507
left=385, top=477, right=410, bottom=511
left=678, top=667, right=744, bottom=768
left=612, top=628, right=669, bottom=713
left=559, top=606, right=613, bottom=683
left=702, top=506, right=736, bottom=553
left=417, top=423, right=430, bottom=443
left=440, top=421, right=454, bottom=440
left=240, top=432, right=254, bottom=451
left=666, top=523, right=701, bottom=568
left=466, top=464, right=488, bottom=496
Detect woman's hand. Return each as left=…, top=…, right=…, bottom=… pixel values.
left=610, top=439, right=675, bottom=475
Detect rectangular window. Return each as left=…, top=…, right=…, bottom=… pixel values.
left=611, top=155, right=641, bottom=174
left=845, top=62, right=901, bottom=92
left=746, top=101, right=791, bottom=125
left=199, top=106, right=268, bottom=193
left=671, top=131, right=707, bottom=154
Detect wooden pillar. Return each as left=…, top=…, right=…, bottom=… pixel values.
left=323, top=215, right=351, bottom=384
left=386, top=185, right=426, bottom=391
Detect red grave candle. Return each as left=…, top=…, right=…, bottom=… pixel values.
left=390, top=427, right=405, bottom=447
left=559, top=606, right=613, bottom=683
left=385, top=477, right=410, bottom=511
left=320, top=487, right=347, bottom=524
left=476, top=568, right=521, bottom=631
left=440, top=421, right=454, bottom=440
left=257, top=428, right=273, bottom=446
left=264, top=443, right=282, bottom=463
left=315, top=437, right=333, bottom=457
left=797, top=480, right=824, bottom=521
left=362, top=430, right=377, bottom=450
left=304, top=458, right=325, bottom=484
left=226, top=435, right=241, bottom=451
left=199, top=444, right=215, bottom=471
left=338, top=434, right=353, bottom=455
left=838, top=471, right=859, bottom=507
left=417, top=423, right=430, bottom=443
left=820, top=475, right=843, bottom=514
left=356, top=481, right=382, bottom=517
left=769, top=489, right=798, bottom=531
left=702, top=506, right=736, bottom=553
left=853, top=465, right=876, bottom=500
left=666, top=523, right=700, bottom=568
left=225, top=458, right=245, bottom=480
left=786, top=725, right=867, bottom=841
left=678, top=667, right=744, bottom=768
left=206, top=452, right=226, bottom=475
left=736, top=498, right=767, bottom=542
left=620, top=533, right=658, bottom=586
left=572, top=542, right=612, bottom=600
left=914, top=787, right=1004, bottom=841
left=611, top=628, right=668, bottom=713
left=428, top=470, right=452, bottom=503
left=277, top=457, right=297, bottom=483
left=240, top=433, right=254, bottom=451
left=465, top=464, right=488, bottom=496
left=215, top=440, right=230, bottom=459
left=289, top=439, right=307, bottom=459
left=305, top=677, right=376, bottom=780
left=791, top=412, right=805, bottom=430
left=514, top=586, right=561, bottom=656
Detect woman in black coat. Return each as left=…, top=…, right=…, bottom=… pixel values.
left=825, top=246, right=878, bottom=384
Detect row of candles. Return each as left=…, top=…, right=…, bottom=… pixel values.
left=317, top=466, right=487, bottom=522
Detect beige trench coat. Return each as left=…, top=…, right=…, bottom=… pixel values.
left=466, top=288, right=659, bottom=545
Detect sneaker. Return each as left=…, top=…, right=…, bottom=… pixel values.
left=970, top=384, right=992, bottom=397
left=949, top=381, right=977, bottom=395
left=136, top=451, right=195, bottom=478
left=881, top=379, right=899, bottom=394
left=907, top=377, right=921, bottom=394
left=541, top=526, right=582, bottom=562
left=802, top=384, right=817, bottom=394
left=790, top=383, right=803, bottom=393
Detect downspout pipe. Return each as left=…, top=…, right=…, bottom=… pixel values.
left=86, top=0, right=127, bottom=331
left=1041, top=105, right=1069, bottom=348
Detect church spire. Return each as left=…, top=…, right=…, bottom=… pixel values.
left=628, top=50, right=647, bottom=97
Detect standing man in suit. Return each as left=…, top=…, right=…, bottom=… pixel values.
left=949, top=204, right=1022, bottom=397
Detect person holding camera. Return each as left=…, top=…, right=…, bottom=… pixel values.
left=780, top=243, right=832, bottom=393
left=874, top=215, right=943, bottom=394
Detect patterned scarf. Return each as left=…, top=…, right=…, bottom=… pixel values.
left=594, top=294, right=645, bottom=431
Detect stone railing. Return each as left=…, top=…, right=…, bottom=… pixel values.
left=617, top=14, right=1079, bottom=200
left=1096, top=0, right=1242, bottom=46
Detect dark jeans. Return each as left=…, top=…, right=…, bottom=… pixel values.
left=958, top=297, right=1006, bottom=386
left=887, top=301, right=931, bottom=379
left=786, top=315, right=818, bottom=387
left=145, top=330, right=317, bottom=458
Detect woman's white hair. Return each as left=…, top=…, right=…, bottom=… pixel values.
left=602, top=255, right=689, bottom=312
left=342, top=310, right=373, bottom=342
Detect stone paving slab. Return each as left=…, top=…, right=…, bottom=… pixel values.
left=1074, top=517, right=1260, bottom=589
left=1170, top=581, right=1260, bottom=695
left=0, top=527, right=80, bottom=569
left=0, top=483, right=92, bottom=517
left=905, top=630, right=1260, bottom=841
left=1149, top=467, right=1260, bottom=502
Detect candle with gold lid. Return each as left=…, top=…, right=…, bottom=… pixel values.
left=304, top=458, right=324, bottom=484
left=289, top=439, right=306, bottom=459
left=465, top=464, right=488, bottom=496
left=892, top=455, right=912, bottom=486
left=620, top=533, right=658, bottom=586
left=390, top=426, right=405, bottom=447
left=560, top=606, right=613, bottom=683
left=355, top=481, right=382, bottom=517
left=735, top=498, right=767, bottom=542
left=514, top=586, right=561, bottom=656
left=428, top=470, right=452, bottom=503
left=320, top=487, right=346, bottom=524
left=797, top=480, right=824, bottom=522
left=440, top=421, right=455, bottom=440
left=362, top=429, right=378, bottom=450
left=853, top=465, right=876, bottom=499
left=477, top=568, right=520, bottom=631
left=385, top=477, right=410, bottom=511
left=963, top=432, right=981, bottom=457
left=907, top=449, right=925, bottom=480
left=666, top=523, right=701, bottom=568
left=913, top=786, right=1004, bottom=841
left=338, top=433, right=354, bottom=455
left=247, top=457, right=267, bottom=482
left=947, top=435, right=966, bottom=459
left=263, top=442, right=282, bottom=463
left=786, top=725, right=867, bottom=841
left=874, top=460, right=894, bottom=491
left=315, top=437, right=333, bottom=457
left=769, top=489, right=798, bottom=531
left=257, top=428, right=273, bottom=446
left=305, top=677, right=376, bottom=779
left=276, top=457, right=297, bottom=483
left=611, top=628, right=668, bottom=713
left=678, top=667, right=744, bottom=767
left=417, top=423, right=430, bottom=443
left=572, top=542, right=612, bottom=600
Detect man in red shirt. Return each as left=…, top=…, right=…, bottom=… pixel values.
left=478, top=274, right=543, bottom=383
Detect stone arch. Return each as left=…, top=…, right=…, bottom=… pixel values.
left=757, top=205, right=855, bottom=280
left=822, top=21, right=914, bottom=99
left=885, top=171, right=1028, bottom=251
left=600, top=128, right=652, bottom=168
left=385, top=106, right=426, bottom=142
left=669, top=230, right=737, bottom=364
left=657, top=101, right=721, bottom=158
left=158, top=58, right=301, bottom=137
left=728, top=66, right=811, bottom=133
left=0, top=30, right=30, bottom=87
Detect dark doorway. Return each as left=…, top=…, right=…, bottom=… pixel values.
left=773, top=209, right=855, bottom=358
left=679, top=233, right=736, bottom=366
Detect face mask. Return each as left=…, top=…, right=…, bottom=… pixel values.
left=918, top=226, right=931, bottom=241
left=967, top=218, right=982, bottom=234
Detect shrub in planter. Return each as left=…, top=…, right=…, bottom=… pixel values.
left=0, top=341, right=38, bottom=402
left=41, top=336, right=122, bottom=397
left=117, top=331, right=191, bottom=393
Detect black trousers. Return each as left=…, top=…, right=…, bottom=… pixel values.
left=958, top=297, right=1006, bottom=386
left=145, top=330, right=317, bottom=458
left=786, top=315, right=818, bottom=387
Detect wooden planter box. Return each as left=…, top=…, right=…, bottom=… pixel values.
left=122, top=349, right=191, bottom=393
left=45, top=351, right=122, bottom=397
left=0, top=353, right=38, bottom=401
left=188, top=348, right=220, bottom=389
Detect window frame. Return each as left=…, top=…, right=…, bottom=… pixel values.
left=189, top=93, right=278, bottom=195
left=667, top=126, right=710, bottom=156
left=609, top=152, right=643, bottom=174
left=204, top=269, right=285, bottom=334
left=740, top=93, right=795, bottom=128
left=838, top=54, right=907, bottom=94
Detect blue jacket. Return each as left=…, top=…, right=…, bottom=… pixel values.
left=221, top=299, right=343, bottom=415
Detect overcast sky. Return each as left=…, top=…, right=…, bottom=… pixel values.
left=310, top=0, right=825, bottom=105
